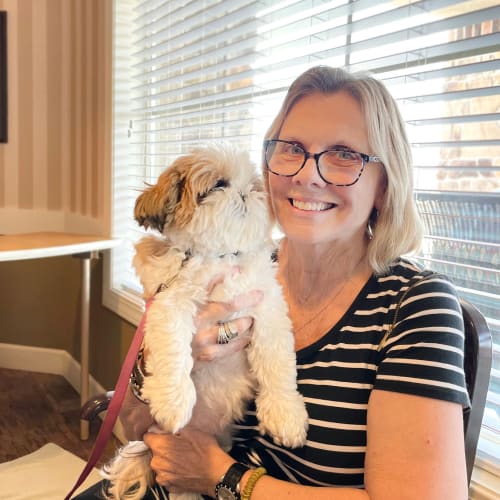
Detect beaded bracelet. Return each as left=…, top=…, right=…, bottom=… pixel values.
left=241, top=467, right=267, bottom=500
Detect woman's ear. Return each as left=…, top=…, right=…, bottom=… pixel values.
left=373, top=168, right=387, bottom=212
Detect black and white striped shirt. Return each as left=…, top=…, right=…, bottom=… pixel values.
left=229, top=259, right=470, bottom=488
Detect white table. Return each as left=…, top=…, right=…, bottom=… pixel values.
left=0, top=232, right=121, bottom=440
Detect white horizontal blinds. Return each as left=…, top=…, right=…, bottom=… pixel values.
left=131, top=0, right=263, bottom=175
left=385, top=5, right=500, bottom=442
left=115, top=0, right=267, bottom=295
left=111, top=0, right=500, bottom=456
left=112, top=0, right=144, bottom=297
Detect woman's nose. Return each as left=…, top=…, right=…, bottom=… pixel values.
left=292, top=156, right=327, bottom=187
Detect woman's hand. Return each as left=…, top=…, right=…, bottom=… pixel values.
left=144, top=426, right=234, bottom=496
left=191, top=272, right=264, bottom=363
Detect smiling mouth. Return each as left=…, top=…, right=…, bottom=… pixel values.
left=290, top=199, right=336, bottom=211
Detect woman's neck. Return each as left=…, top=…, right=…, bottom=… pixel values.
left=279, top=238, right=369, bottom=306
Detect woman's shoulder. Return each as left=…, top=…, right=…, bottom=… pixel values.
left=367, top=257, right=460, bottom=313
left=379, top=257, right=424, bottom=281
left=376, top=257, right=455, bottom=290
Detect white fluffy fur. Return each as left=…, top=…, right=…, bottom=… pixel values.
left=102, top=143, right=308, bottom=500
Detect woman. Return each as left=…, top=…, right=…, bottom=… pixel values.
left=77, top=66, right=469, bottom=499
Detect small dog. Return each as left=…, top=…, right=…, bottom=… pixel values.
left=102, top=143, right=308, bottom=500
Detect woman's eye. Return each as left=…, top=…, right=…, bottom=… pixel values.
left=289, top=145, right=304, bottom=155
left=339, top=151, right=356, bottom=160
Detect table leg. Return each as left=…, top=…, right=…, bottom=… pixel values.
left=74, top=251, right=98, bottom=440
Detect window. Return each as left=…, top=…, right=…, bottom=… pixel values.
left=105, top=0, right=500, bottom=493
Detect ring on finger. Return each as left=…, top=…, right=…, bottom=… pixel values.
left=217, top=322, right=238, bottom=344
left=223, top=321, right=238, bottom=341
left=217, top=323, right=229, bottom=344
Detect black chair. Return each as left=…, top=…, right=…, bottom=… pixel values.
left=81, top=298, right=493, bottom=487
left=460, top=298, right=493, bottom=485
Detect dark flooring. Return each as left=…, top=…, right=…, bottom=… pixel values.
left=0, top=367, right=121, bottom=466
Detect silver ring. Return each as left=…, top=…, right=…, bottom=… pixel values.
left=223, top=321, right=238, bottom=340
left=217, top=323, right=229, bottom=344
left=217, top=321, right=238, bottom=344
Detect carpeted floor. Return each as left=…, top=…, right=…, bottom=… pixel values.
left=0, top=367, right=120, bottom=466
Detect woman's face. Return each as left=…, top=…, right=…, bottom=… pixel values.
left=268, top=91, right=386, bottom=249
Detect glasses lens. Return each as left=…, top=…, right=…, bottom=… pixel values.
left=319, top=151, right=364, bottom=185
left=266, top=141, right=305, bottom=176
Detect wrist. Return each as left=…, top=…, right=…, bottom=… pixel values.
left=214, top=462, right=249, bottom=500
left=240, top=467, right=267, bottom=500
left=214, top=462, right=268, bottom=500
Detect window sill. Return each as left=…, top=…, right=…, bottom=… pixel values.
left=102, top=256, right=143, bottom=327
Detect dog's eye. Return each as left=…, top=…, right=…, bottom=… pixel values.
left=197, top=179, right=229, bottom=204
left=213, top=179, right=229, bottom=190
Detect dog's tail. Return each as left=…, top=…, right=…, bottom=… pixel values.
left=101, top=441, right=153, bottom=500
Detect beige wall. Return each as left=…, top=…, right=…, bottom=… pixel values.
left=0, top=0, right=133, bottom=389
left=0, top=0, right=112, bottom=235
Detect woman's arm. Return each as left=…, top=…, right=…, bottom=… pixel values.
left=365, top=390, right=467, bottom=500
left=144, top=391, right=466, bottom=500
left=144, top=428, right=369, bottom=499
left=363, top=273, right=468, bottom=499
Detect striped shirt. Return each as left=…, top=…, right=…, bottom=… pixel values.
left=229, top=259, right=470, bottom=488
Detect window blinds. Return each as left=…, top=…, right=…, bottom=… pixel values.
left=110, top=0, right=500, bottom=477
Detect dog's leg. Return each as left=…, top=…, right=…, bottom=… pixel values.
left=141, top=285, right=202, bottom=433
left=247, top=285, right=309, bottom=448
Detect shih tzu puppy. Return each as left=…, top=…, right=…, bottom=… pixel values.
left=102, top=143, right=308, bottom=500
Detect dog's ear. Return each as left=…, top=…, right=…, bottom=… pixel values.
left=174, top=169, right=199, bottom=229
left=134, top=164, right=187, bottom=233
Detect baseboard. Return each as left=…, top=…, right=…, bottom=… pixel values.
left=0, top=342, right=126, bottom=443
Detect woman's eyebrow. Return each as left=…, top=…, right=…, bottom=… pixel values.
left=279, top=138, right=358, bottom=152
left=279, top=136, right=304, bottom=145
left=325, top=143, right=356, bottom=152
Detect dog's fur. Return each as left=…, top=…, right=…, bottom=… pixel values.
left=102, top=143, right=308, bottom=500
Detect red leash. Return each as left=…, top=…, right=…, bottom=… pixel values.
left=65, top=299, right=152, bottom=499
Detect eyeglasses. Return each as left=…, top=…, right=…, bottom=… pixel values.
left=264, top=139, right=382, bottom=187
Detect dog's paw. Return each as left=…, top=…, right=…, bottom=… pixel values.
left=150, top=382, right=197, bottom=433
left=256, top=392, right=308, bottom=448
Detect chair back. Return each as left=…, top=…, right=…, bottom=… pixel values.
left=461, top=298, right=493, bottom=485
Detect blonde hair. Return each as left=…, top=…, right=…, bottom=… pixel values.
left=263, top=65, right=423, bottom=275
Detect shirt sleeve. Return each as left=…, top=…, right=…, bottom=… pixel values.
left=374, top=273, right=470, bottom=407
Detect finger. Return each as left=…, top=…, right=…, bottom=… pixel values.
left=196, top=330, right=252, bottom=361
left=206, top=266, right=241, bottom=295
left=197, top=290, right=263, bottom=327
left=206, top=273, right=225, bottom=295
left=155, top=474, right=170, bottom=488
left=196, top=289, right=264, bottom=328
left=226, top=290, right=264, bottom=313
left=215, top=317, right=251, bottom=343
left=143, top=431, right=160, bottom=448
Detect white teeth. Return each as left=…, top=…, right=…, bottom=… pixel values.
left=292, top=199, right=333, bottom=211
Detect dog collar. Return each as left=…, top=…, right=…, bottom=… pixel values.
left=154, top=250, right=192, bottom=294
left=218, top=251, right=240, bottom=258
